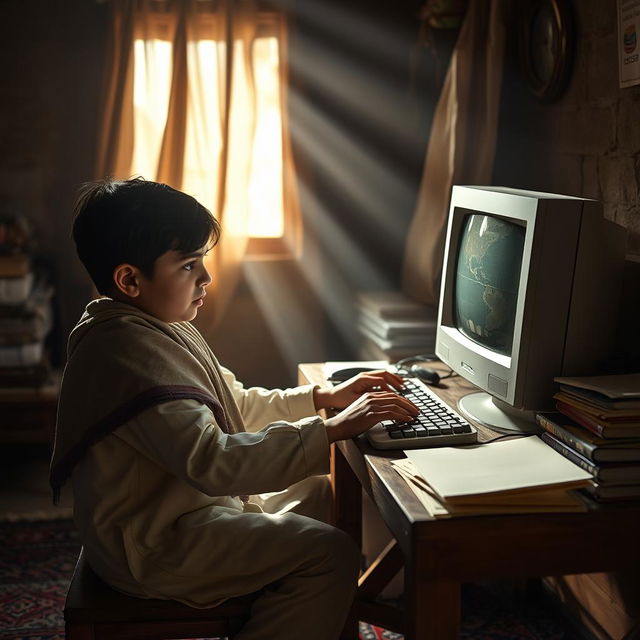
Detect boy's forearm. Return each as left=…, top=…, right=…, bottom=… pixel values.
left=312, top=386, right=333, bottom=411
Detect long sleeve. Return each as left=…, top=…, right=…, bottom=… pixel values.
left=115, top=399, right=330, bottom=497
left=220, top=366, right=319, bottom=432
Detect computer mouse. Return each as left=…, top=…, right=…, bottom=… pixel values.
left=409, top=364, right=440, bottom=385
left=328, top=367, right=378, bottom=383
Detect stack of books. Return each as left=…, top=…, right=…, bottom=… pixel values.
left=536, top=373, right=640, bottom=502
left=0, top=217, right=54, bottom=387
left=356, top=290, right=437, bottom=362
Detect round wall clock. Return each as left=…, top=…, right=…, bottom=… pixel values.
left=519, top=0, right=574, bottom=101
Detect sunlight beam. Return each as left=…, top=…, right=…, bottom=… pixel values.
left=287, top=33, right=423, bottom=153
left=288, top=89, right=419, bottom=248
left=243, top=178, right=396, bottom=371
left=273, top=0, right=415, bottom=73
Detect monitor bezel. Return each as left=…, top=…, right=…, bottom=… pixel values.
left=436, top=187, right=541, bottom=406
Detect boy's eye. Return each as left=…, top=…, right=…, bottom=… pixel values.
left=183, top=262, right=196, bottom=271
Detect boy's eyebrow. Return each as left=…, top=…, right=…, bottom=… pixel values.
left=178, top=248, right=210, bottom=259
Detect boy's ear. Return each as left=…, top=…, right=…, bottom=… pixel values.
left=112, top=264, right=142, bottom=298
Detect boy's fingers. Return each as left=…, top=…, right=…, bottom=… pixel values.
left=379, top=405, right=416, bottom=421
left=365, top=391, right=419, bottom=415
left=366, top=389, right=405, bottom=397
left=381, top=371, right=405, bottom=387
left=361, top=380, right=397, bottom=393
left=364, top=370, right=405, bottom=389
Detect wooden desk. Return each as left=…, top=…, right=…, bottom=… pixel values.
left=298, top=362, right=640, bottom=640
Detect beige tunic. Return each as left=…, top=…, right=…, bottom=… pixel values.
left=53, top=300, right=340, bottom=610
left=71, top=367, right=335, bottom=605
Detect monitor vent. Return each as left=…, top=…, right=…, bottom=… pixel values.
left=488, top=374, right=508, bottom=398
left=440, top=344, right=450, bottom=361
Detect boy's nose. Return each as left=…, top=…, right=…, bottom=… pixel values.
left=198, top=266, right=212, bottom=286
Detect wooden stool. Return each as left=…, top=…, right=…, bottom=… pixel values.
left=64, top=549, right=258, bottom=640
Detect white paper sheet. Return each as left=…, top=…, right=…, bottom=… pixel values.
left=404, top=436, right=593, bottom=500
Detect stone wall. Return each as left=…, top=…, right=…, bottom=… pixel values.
left=495, top=1, right=640, bottom=257
left=494, top=1, right=640, bottom=368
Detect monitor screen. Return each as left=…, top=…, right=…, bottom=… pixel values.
left=435, top=185, right=627, bottom=434
left=454, top=214, right=525, bottom=357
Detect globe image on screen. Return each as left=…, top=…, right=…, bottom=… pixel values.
left=455, top=214, right=525, bottom=356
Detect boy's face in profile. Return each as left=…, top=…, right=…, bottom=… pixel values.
left=132, top=245, right=212, bottom=323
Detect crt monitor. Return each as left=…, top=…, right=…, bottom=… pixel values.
left=435, top=185, right=627, bottom=434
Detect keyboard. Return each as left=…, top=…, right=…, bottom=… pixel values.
left=366, top=377, right=478, bottom=450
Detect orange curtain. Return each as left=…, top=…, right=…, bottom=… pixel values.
left=401, top=0, right=506, bottom=306
left=96, top=0, right=301, bottom=333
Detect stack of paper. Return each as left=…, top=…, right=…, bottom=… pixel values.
left=356, top=291, right=437, bottom=362
left=392, top=436, right=593, bottom=518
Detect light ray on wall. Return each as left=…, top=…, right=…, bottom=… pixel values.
left=288, top=89, right=417, bottom=248
left=237, top=0, right=437, bottom=366
left=287, top=34, right=421, bottom=153
left=244, top=178, right=395, bottom=369
left=276, top=0, right=414, bottom=72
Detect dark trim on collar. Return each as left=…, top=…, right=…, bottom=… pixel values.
left=50, top=385, right=228, bottom=502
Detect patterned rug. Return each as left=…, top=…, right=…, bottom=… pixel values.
left=0, top=519, right=79, bottom=640
left=0, top=519, right=581, bottom=640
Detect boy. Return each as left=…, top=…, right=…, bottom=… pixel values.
left=50, top=177, right=417, bottom=640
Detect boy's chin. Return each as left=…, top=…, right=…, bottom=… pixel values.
left=163, top=308, right=199, bottom=323
left=184, top=307, right=200, bottom=322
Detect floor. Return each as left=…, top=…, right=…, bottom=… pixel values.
left=0, top=443, right=73, bottom=521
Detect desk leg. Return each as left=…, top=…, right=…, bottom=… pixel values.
left=331, top=443, right=362, bottom=546
left=333, top=443, right=362, bottom=640
left=405, top=565, right=460, bottom=640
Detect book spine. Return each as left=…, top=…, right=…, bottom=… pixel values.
left=556, top=401, right=606, bottom=437
left=0, top=254, right=30, bottom=277
left=536, top=413, right=598, bottom=461
left=556, top=390, right=640, bottom=419
left=540, top=432, right=598, bottom=479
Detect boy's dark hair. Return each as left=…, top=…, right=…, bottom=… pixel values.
left=72, top=177, right=221, bottom=294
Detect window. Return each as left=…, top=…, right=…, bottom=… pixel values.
left=248, top=36, right=284, bottom=240
left=128, top=8, right=298, bottom=258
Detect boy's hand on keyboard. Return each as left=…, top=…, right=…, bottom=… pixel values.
left=324, top=391, right=419, bottom=444
left=314, top=370, right=405, bottom=411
